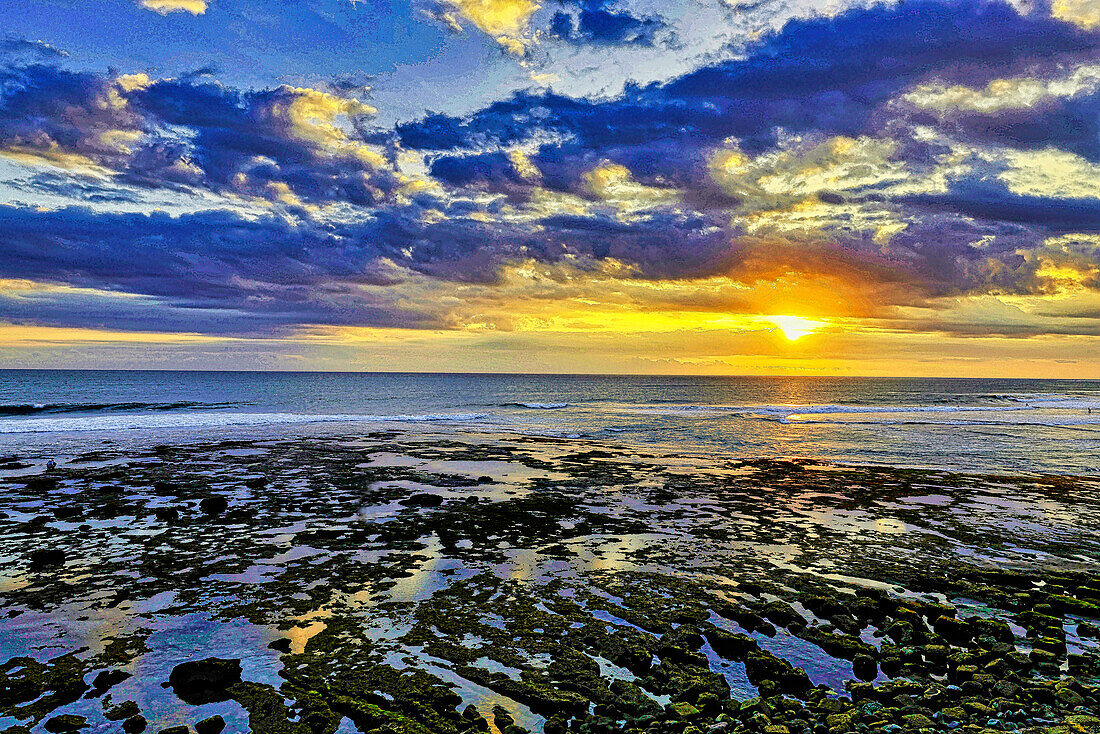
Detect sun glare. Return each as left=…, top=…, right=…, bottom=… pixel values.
left=768, top=315, right=826, bottom=341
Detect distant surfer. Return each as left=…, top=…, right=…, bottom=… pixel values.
left=45, top=459, right=56, bottom=472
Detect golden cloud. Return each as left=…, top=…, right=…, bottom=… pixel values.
left=140, top=0, right=208, bottom=15
left=1052, top=0, right=1100, bottom=29
left=434, top=0, right=540, bottom=55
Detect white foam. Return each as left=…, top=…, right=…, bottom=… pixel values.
left=0, top=412, right=487, bottom=434
left=622, top=399, right=1100, bottom=418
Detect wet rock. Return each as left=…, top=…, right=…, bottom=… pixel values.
left=461, top=704, right=489, bottom=731
left=1047, top=594, right=1100, bottom=617
left=199, top=495, right=228, bottom=516
left=829, top=613, right=862, bottom=635
left=492, top=705, right=515, bottom=732
left=267, top=638, right=292, bottom=654
left=122, top=716, right=147, bottom=734
left=717, top=604, right=776, bottom=636
left=880, top=656, right=902, bottom=677
left=28, top=549, right=66, bottom=569
left=1068, top=652, right=1093, bottom=673
left=803, top=594, right=844, bottom=618
left=194, top=715, right=225, bottom=734
left=105, top=701, right=142, bottom=721
left=400, top=492, right=444, bottom=508
left=53, top=505, right=82, bottom=521
left=932, top=615, right=972, bottom=644
left=991, top=680, right=1020, bottom=699
left=763, top=600, right=804, bottom=628
left=853, top=654, right=877, bottom=681
left=25, top=476, right=58, bottom=491
left=884, top=620, right=914, bottom=644
left=1066, top=714, right=1100, bottom=729
left=940, top=706, right=967, bottom=722
left=971, top=618, right=1014, bottom=642
left=87, top=669, right=131, bottom=697
left=744, top=651, right=811, bottom=694
left=900, top=712, right=935, bottom=728
left=543, top=718, right=567, bottom=734
left=167, top=658, right=242, bottom=704
left=669, top=701, right=701, bottom=719
left=228, top=681, right=311, bottom=734
left=703, top=627, right=758, bottom=660
left=1056, top=687, right=1086, bottom=707
left=43, top=716, right=86, bottom=733
left=153, top=507, right=180, bottom=523
left=798, top=627, right=874, bottom=660
left=962, top=700, right=993, bottom=717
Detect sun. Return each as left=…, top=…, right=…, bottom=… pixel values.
left=768, top=315, right=827, bottom=341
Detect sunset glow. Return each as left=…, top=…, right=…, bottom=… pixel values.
left=0, top=0, right=1096, bottom=376
left=768, top=316, right=827, bottom=342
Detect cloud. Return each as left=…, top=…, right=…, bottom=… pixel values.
left=1, top=0, right=1099, bottom=345
left=548, top=1, right=670, bottom=47
left=0, top=63, right=400, bottom=207
left=139, top=0, right=208, bottom=15
left=1052, top=0, right=1100, bottom=28
left=394, top=0, right=1100, bottom=198
left=425, top=0, right=540, bottom=54
left=901, top=178, right=1100, bottom=232
left=896, top=65, right=1100, bottom=162
left=0, top=37, right=69, bottom=59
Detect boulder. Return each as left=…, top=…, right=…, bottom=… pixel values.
left=167, top=658, right=242, bottom=704
left=932, top=615, right=973, bottom=644
left=199, top=495, right=229, bottom=516
left=153, top=507, right=180, bottom=523
left=195, top=716, right=225, bottom=734
left=122, top=717, right=147, bottom=734
left=29, top=549, right=66, bottom=569
left=744, top=652, right=811, bottom=694
left=853, top=654, right=877, bottom=682
left=88, top=669, right=131, bottom=696
left=400, top=493, right=444, bottom=508
left=43, top=715, right=86, bottom=733
left=704, top=627, right=758, bottom=660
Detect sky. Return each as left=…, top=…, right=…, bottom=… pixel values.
left=0, top=0, right=1098, bottom=375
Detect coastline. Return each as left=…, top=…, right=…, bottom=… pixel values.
left=1, top=430, right=1098, bottom=733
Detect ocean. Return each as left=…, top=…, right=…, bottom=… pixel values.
left=2, top=371, right=1100, bottom=732
left=0, top=370, right=1097, bottom=475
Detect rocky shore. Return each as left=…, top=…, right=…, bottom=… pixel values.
left=0, top=432, right=1097, bottom=734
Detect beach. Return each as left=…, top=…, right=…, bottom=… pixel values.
left=0, top=374, right=1098, bottom=733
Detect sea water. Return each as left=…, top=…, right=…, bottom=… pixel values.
left=0, top=370, right=1096, bottom=474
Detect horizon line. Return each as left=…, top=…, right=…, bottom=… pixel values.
left=0, top=368, right=1096, bottom=382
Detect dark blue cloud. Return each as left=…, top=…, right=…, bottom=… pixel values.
left=393, top=0, right=1100, bottom=193
left=0, top=195, right=743, bottom=333
left=924, top=90, right=1100, bottom=163
left=2, top=0, right=1099, bottom=338
left=0, top=206, right=440, bottom=333
left=128, top=80, right=398, bottom=204
left=0, top=64, right=397, bottom=206
left=0, top=37, right=69, bottom=60
left=548, top=1, right=669, bottom=47
left=429, top=151, right=534, bottom=200
left=0, top=64, right=140, bottom=164
left=901, top=179, right=1100, bottom=232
